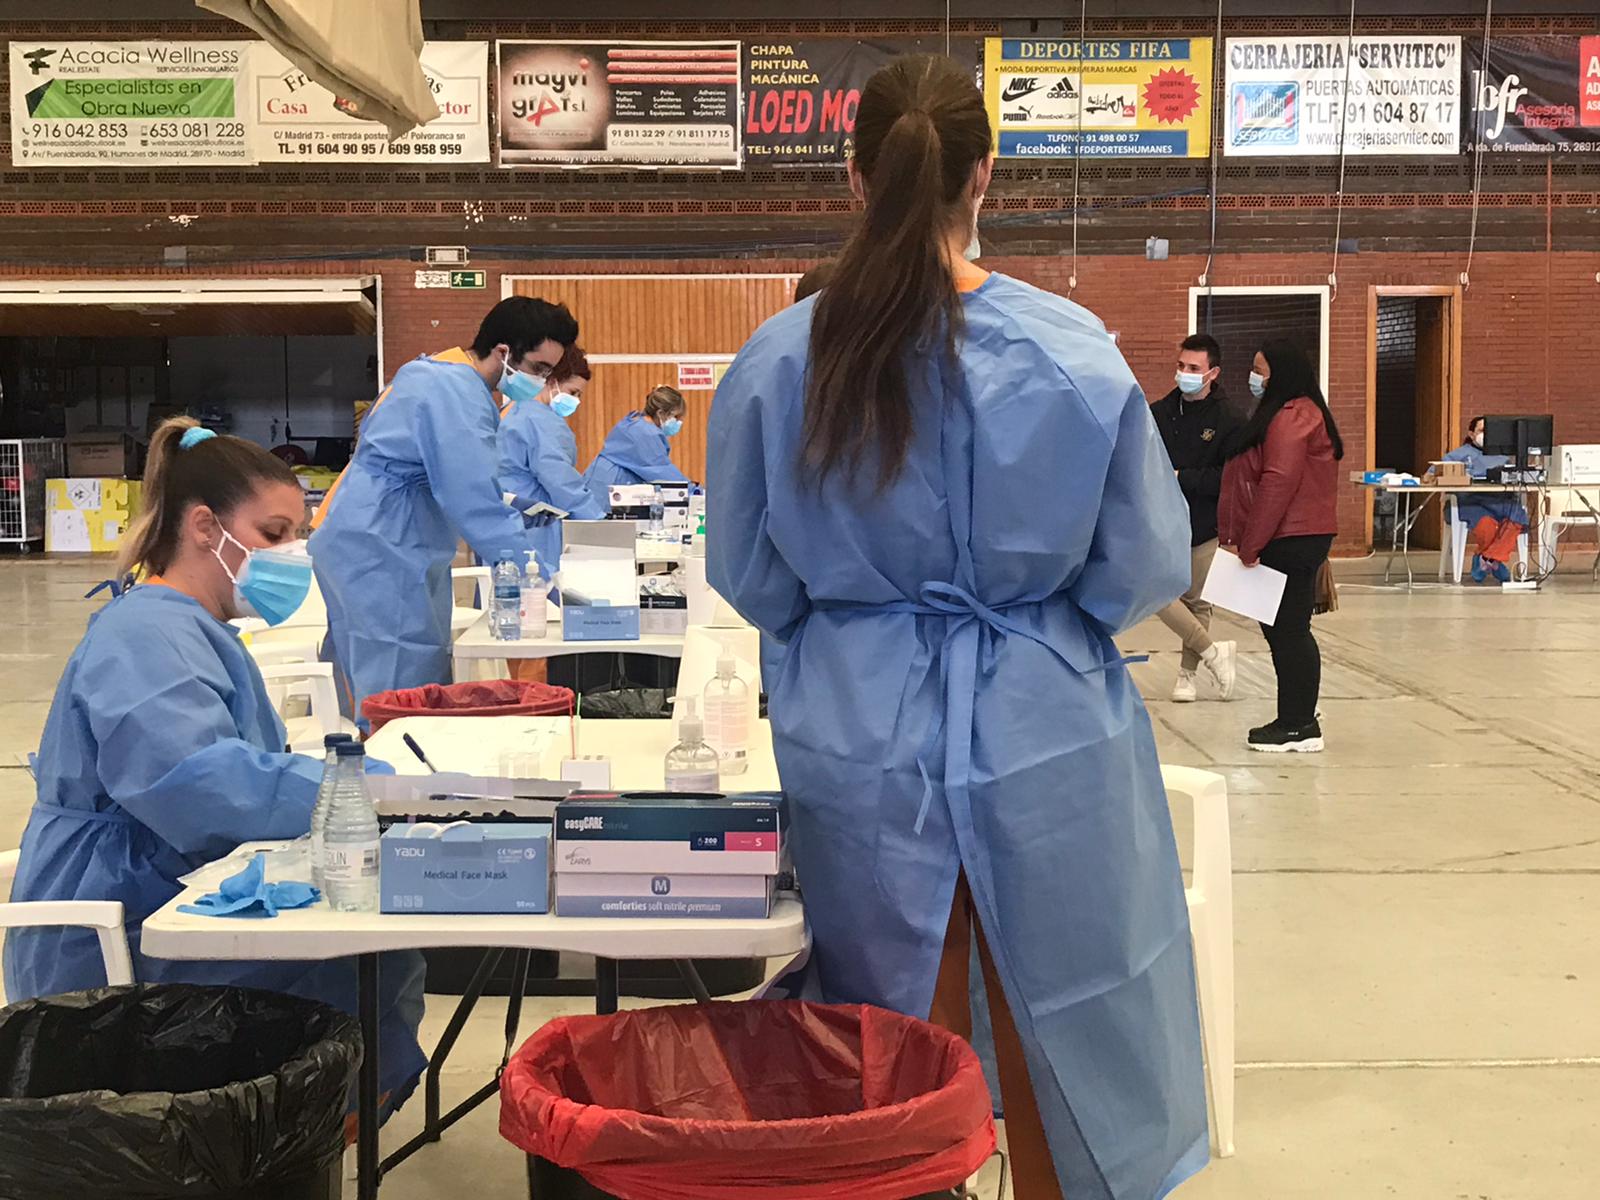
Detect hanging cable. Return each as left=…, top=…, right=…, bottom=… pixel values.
left=1199, top=0, right=1224, bottom=330
left=1462, top=0, right=1494, bottom=289
left=1327, top=0, right=1358, bottom=302
left=945, top=0, right=952, bottom=56
left=1067, top=0, right=1087, bottom=296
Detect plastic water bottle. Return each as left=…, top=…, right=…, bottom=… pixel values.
left=664, top=697, right=721, bottom=793
left=519, top=550, right=548, bottom=639
left=493, top=557, right=522, bottom=641
left=702, top=655, right=749, bottom=776
left=322, top=742, right=380, bottom=912
left=648, top=485, right=665, bottom=540
left=308, top=732, right=353, bottom=890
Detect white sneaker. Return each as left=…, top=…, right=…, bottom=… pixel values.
left=1172, top=669, right=1199, bottom=703
left=1202, top=640, right=1237, bottom=700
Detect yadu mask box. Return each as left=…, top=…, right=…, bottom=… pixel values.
left=380, top=823, right=550, bottom=914
left=554, top=792, right=782, bottom=876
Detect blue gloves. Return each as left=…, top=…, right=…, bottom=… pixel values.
left=178, top=851, right=321, bottom=918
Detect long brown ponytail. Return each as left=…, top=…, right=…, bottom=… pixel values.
left=803, top=55, right=992, bottom=488
left=119, top=416, right=299, bottom=576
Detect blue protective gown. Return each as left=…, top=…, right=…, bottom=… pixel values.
left=2, top=585, right=426, bottom=1106
left=583, top=413, right=690, bottom=491
left=1443, top=441, right=1527, bottom=527
left=310, top=351, right=537, bottom=716
left=497, top=397, right=607, bottom=577
left=707, top=274, right=1208, bottom=1199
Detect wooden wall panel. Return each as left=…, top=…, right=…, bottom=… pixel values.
left=506, top=275, right=797, bottom=480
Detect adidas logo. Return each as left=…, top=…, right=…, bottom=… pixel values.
left=1047, top=78, right=1078, bottom=100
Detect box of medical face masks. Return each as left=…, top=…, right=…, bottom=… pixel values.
left=554, top=793, right=781, bottom=876
left=380, top=822, right=550, bottom=914
left=556, top=872, right=773, bottom=919
left=560, top=520, right=640, bottom=642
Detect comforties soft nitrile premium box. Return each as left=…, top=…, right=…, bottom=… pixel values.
left=556, top=872, right=773, bottom=919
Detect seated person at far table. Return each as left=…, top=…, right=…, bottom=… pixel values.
left=2, top=417, right=426, bottom=1118
left=1442, top=415, right=1528, bottom=583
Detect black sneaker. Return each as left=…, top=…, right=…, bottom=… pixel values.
left=1248, top=719, right=1325, bottom=753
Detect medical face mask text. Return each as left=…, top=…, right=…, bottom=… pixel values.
left=551, top=392, right=580, bottom=419
left=499, top=354, right=549, bottom=406
left=1175, top=371, right=1208, bottom=396
left=212, top=528, right=314, bottom=626
left=1249, top=371, right=1268, bottom=400
left=662, top=416, right=683, bottom=437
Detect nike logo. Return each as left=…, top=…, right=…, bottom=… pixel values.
left=1001, top=78, right=1042, bottom=102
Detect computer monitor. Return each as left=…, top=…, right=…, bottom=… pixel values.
left=1481, top=415, right=1555, bottom=469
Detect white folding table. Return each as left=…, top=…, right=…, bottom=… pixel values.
left=142, top=878, right=803, bottom=1199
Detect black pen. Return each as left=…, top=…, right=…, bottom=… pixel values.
left=402, top=733, right=439, bottom=773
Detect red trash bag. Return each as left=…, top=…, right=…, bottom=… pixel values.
left=498, top=1001, right=996, bottom=1200
left=361, top=679, right=574, bottom=735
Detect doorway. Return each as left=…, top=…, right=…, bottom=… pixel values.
left=1365, top=286, right=1461, bottom=549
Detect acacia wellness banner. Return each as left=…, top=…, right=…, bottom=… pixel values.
left=983, top=38, right=1212, bottom=159
left=9, top=40, right=250, bottom=165
left=1224, top=35, right=1461, bottom=156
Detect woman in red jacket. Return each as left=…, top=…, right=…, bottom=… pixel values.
left=1218, top=338, right=1342, bottom=752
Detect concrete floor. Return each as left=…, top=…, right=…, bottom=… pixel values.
left=3, top=554, right=1599, bottom=1199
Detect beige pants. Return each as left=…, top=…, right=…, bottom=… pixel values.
left=1157, top=538, right=1217, bottom=671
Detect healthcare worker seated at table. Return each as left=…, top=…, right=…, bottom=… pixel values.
left=583, top=386, right=690, bottom=491
left=310, top=297, right=575, bottom=717
left=497, top=344, right=607, bottom=578
left=1443, top=415, right=1527, bottom=583
left=3, top=417, right=426, bottom=1112
left=707, top=55, right=1206, bottom=1200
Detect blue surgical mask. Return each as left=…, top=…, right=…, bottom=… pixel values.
left=662, top=417, right=683, bottom=437
left=550, top=392, right=580, bottom=419
left=1175, top=371, right=1207, bottom=396
left=499, top=357, right=545, bottom=406
left=214, top=530, right=313, bottom=626
left=1248, top=371, right=1267, bottom=401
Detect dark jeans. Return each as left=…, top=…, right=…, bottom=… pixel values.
left=1258, top=534, right=1334, bottom=727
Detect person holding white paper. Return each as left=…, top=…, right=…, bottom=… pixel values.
left=1218, top=339, right=1342, bottom=753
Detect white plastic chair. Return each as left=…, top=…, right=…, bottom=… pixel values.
left=452, top=566, right=492, bottom=636
left=1, top=849, right=136, bottom=1003
left=257, top=661, right=355, bottom=753
left=1442, top=495, right=1529, bottom=584
left=1161, top=764, right=1235, bottom=1158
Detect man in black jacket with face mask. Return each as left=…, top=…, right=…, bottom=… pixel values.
left=1150, top=333, right=1244, bottom=703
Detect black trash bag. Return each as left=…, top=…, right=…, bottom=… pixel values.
left=578, top=687, right=672, bottom=719
left=0, top=985, right=361, bottom=1200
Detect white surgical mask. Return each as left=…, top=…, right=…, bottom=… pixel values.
left=963, top=230, right=981, bottom=262
left=1470, top=432, right=1484, bottom=449
left=1175, top=371, right=1206, bottom=396
left=1248, top=371, right=1268, bottom=400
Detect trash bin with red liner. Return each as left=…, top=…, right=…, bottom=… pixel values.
left=499, top=1001, right=997, bottom=1200
left=360, top=678, right=574, bottom=736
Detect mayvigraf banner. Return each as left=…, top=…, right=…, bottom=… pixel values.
left=10, top=40, right=250, bottom=165
left=1465, top=35, right=1600, bottom=153
left=496, top=40, right=742, bottom=168
left=983, top=38, right=1212, bottom=159
left=249, top=40, right=490, bottom=164
left=1224, top=36, right=1462, bottom=156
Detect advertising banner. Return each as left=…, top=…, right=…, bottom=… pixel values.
left=496, top=40, right=742, bottom=168
left=9, top=40, right=250, bottom=165
left=249, top=41, right=490, bottom=163
left=982, top=38, right=1212, bottom=159
left=745, top=38, right=975, bottom=163
left=1464, top=36, right=1600, bottom=153
left=1223, top=35, right=1461, bottom=156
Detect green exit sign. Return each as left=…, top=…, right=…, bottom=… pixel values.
left=449, top=270, right=486, bottom=289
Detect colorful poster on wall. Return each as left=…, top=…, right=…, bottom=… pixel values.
left=496, top=40, right=742, bottom=168
left=744, top=39, right=978, bottom=163
left=9, top=40, right=250, bottom=166
left=1463, top=36, right=1600, bottom=153
left=982, top=38, right=1212, bottom=159
left=249, top=41, right=490, bottom=163
left=1223, top=35, right=1461, bottom=156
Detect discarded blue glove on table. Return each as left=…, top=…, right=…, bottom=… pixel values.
left=177, top=851, right=321, bottom=918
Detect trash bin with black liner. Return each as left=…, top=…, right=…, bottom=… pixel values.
left=0, top=985, right=361, bottom=1200
left=500, top=1000, right=997, bottom=1200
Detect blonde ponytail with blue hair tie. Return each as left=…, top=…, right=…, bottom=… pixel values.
left=179, top=427, right=217, bottom=450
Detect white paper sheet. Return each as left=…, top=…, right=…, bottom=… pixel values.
left=1201, top=547, right=1288, bottom=625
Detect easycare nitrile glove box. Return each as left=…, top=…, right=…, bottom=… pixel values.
left=556, top=873, right=774, bottom=919
left=380, top=823, right=550, bottom=914
left=554, top=793, right=781, bottom=876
